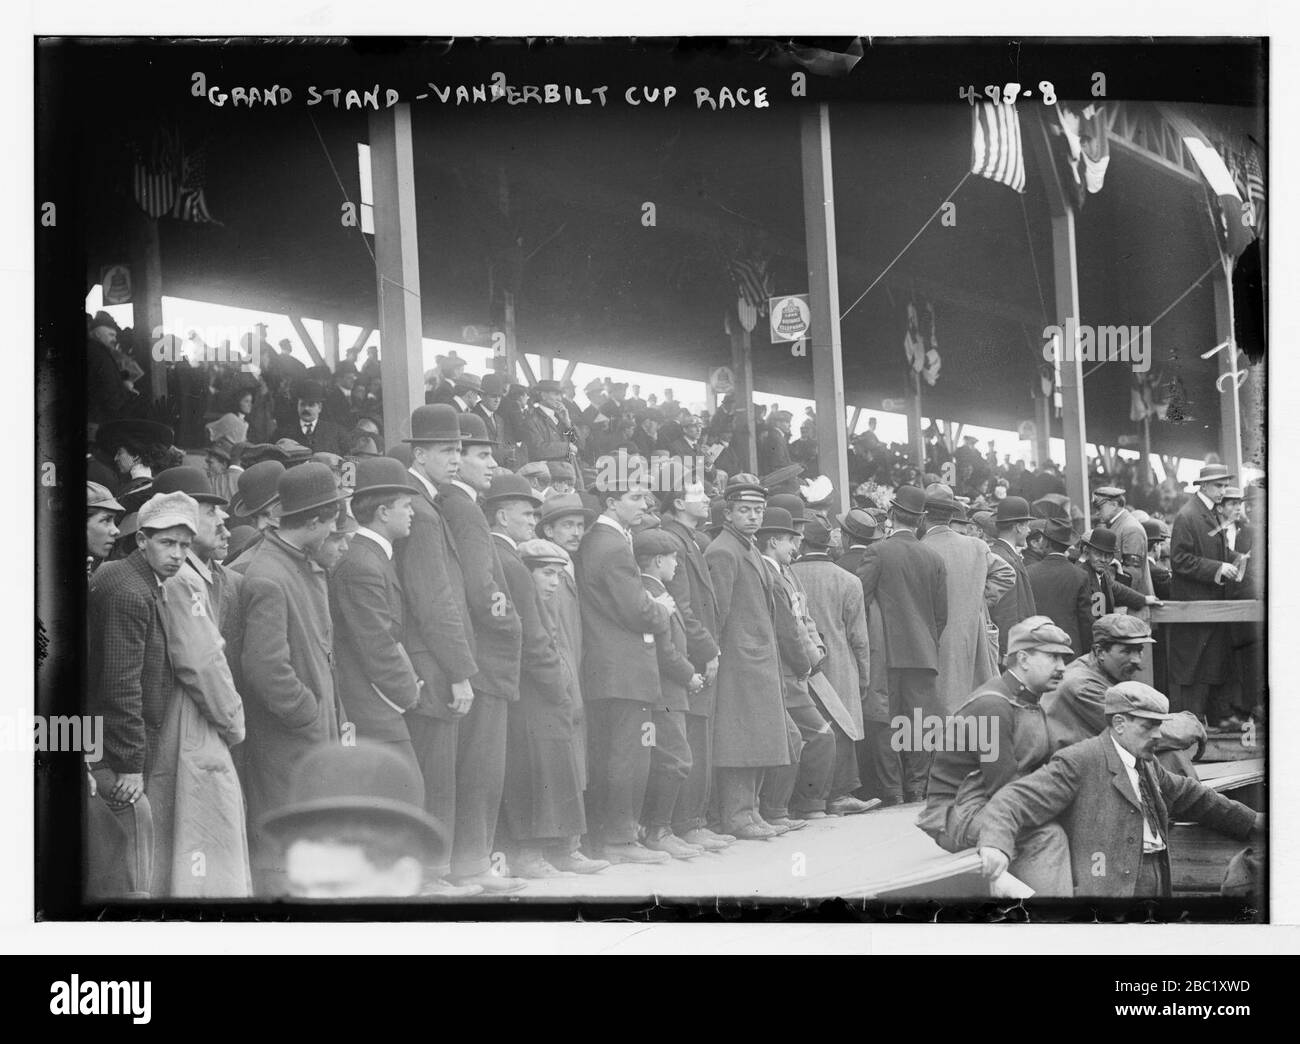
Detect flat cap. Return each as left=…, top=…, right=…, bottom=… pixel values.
left=1103, top=681, right=1173, bottom=720
left=1092, top=613, right=1156, bottom=645
left=632, top=527, right=679, bottom=558
left=1006, top=615, right=1074, bottom=657
left=1092, top=485, right=1126, bottom=500
left=87, top=481, right=124, bottom=514
left=517, top=538, right=570, bottom=567
left=137, top=491, right=198, bottom=534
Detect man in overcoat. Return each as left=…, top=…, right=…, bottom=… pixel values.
left=988, top=497, right=1038, bottom=658
left=1094, top=485, right=1153, bottom=595
left=1026, top=517, right=1094, bottom=657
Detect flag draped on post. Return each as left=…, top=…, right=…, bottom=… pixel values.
left=970, top=101, right=1026, bottom=193
left=1159, top=104, right=1255, bottom=259
left=1049, top=102, right=1109, bottom=207
left=131, top=125, right=219, bottom=224
left=727, top=257, right=773, bottom=333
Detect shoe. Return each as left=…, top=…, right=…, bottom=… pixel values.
left=449, top=871, right=527, bottom=894
left=680, top=828, right=732, bottom=851
left=603, top=842, right=672, bottom=865
left=756, top=817, right=790, bottom=835
left=420, top=878, right=484, bottom=898
left=644, top=829, right=704, bottom=859
left=730, top=822, right=778, bottom=840
left=792, top=810, right=830, bottom=820
left=828, top=795, right=882, bottom=816
left=765, top=817, right=807, bottom=832
left=550, top=851, right=610, bottom=875
left=513, top=856, right=571, bottom=880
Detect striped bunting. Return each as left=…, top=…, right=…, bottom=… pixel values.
left=970, top=101, right=1026, bottom=193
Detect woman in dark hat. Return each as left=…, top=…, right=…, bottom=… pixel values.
left=96, top=418, right=179, bottom=514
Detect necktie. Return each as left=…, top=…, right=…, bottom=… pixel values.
left=304, top=423, right=314, bottom=436
left=1137, top=761, right=1165, bottom=848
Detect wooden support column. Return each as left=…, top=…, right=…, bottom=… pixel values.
left=538, top=355, right=554, bottom=381
left=369, top=103, right=426, bottom=444
left=801, top=103, right=850, bottom=515
left=1034, top=391, right=1052, bottom=470
left=729, top=315, right=758, bottom=475
left=908, top=370, right=925, bottom=474
left=322, top=321, right=340, bottom=370
left=1029, top=109, right=1091, bottom=529
left=704, top=368, right=717, bottom=413
left=133, top=215, right=167, bottom=403
left=1211, top=264, right=1244, bottom=478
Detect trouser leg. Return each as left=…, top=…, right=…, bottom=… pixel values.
left=407, top=713, right=458, bottom=879
left=716, top=767, right=761, bottom=834
left=857, top=720, right=903, bottom=804
left=592, top=700, right=652, bottom=845
left=671, top=713, right=712, bottom=834
left=758, top=713, right=802, bottom=821
left=829, top=722, right=862, bottom=802
left=894, top=668, right=939, bottom=802
left=450, top=694, right=508, bottom=878
left=643, top=709, right=692, bottom=830
left=788, top=704, right=835, bottom=814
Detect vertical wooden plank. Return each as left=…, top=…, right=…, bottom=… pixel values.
left=729, top=318, right=758, bottom=475
left=322, top=321, right=340, bottom=370
left=1211, top=265, right=1244, bottom=479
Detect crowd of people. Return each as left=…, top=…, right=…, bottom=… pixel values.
left=81, top=312, right=1265, bottom=901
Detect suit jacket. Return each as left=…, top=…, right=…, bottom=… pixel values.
left=495, top=535, right=565, bottom=709
left=660, top=518, right=720, bottom=716
left=436, top=482, right=522, bottom=700
left=763, top=558, right=819, bottom=709
left=575, top=519, right=670, bottom=705
left=1168, top=493, right=1234, bottom=684
left=836, top=545, right=891, bottom=722
left=396, top=478, right=477, bottom=718
left=792, top=554, right=870, bottom=735
left=978, top=732, right=1257, bottom=898
left=521, top=404, right=574, bottom=463
left=923, top=525, right=1007, bottom=710
left=705, top=524, right=790, bottom=766
left=856, top=529, right=948, bottom=672
left=1028, top=552, right=1093, bottom=657
left=331, top=533, right=421, bottom=742
left=642, top=573, right=695, bottom=712
left=273, top=417, right=347, bottom=455
left=1105, top=508, right=1153, bottom=595
left=471, top=402, right=502, bottom=445
left=990, top=538, right=1037, bottom=658
left=88, top=550, right=174, bottom=776
left=238, top=530, right=341, bottom=833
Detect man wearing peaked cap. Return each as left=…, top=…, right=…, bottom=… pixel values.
left=237, top=462, right=348, bottom=893
left=977, top=678, right=1263, bottom=899
left=517, top=460, right=552, bottom=492
left=430, top=409, right=527, bottom=893
left=857, top=480, right=949, bottom=803
left=988, top=495, right=1038, bottom=660
left=329, top=456, right=426, bottom=815
left=1026, top=516, right=1093, bottom=658
left=275, top=377, right=347, bottom=456
left=1093, top=484, right=1153, bottom=596
left=919, top=615, right=1075, bottom=895
left=261, top=742, right=448, bottom=898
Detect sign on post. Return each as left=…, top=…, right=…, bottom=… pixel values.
left=769, top=294, right=811, bottom=343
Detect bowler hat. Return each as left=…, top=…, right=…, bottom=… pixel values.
left=1005, top=616, right=1075, bottom=657
left=293, top=378, right=326, bottom=404
left=277, top=462, right=348, bottom=517
left=838, top=508, right=880, bottom=544
left=352, top=457, right=422, bottom=499
left=153, top=466, right=229, bottom=507
left=756, top=506, right=800, bottom=537
left=458, top=412, right=499, bottom=447
left=1092, top=613, right=1156, bottom=646
left=403, top=404, right=463, bottom=444
left=1142, top=518, right=1170, bottom=542
left=238, top=443, right=290, bottom=468
left=632, top=527, right=679, bottom=559
left=767, top=493, right=808, bottom=524
left=994, top=496, right=1034, bottom=525
left=803, top=518, right=833, bottom=547
left=96, top=418, right=174, bottom=452
left=480, top=372, right=510, bottom=396
left=536, top=493, right=595, bottom=535
left=231, top=461, right=286, bottom=517
left=1192, top=463, right=1234, bottom=485
left=1103, top=681, right=1173, bottom=721
left=259, top=741, right=447, bottom=858
left=890, top=484, right=928, bottom=516
left=484, top=472, right=542, bottom=508
left=1082, top=527, right=1119, bottom=555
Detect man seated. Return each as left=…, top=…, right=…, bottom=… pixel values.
left=917, top=617, right=1074, bottom=895
left=977, top=683, right=1263, bottom=899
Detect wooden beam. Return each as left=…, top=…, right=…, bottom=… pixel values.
left=1211, top=266, right=1245, bottom=479
left=559, top=358, right=578, bottom=386
left=350, top=326, right=375, bottom=354
left=322, top=321, right=340, bottom=369
left=516, top=354, right=538, bottom=387
left=1149, top=600, right=1263, bottom=625
left=133, top=215, right=168, bottom=403
left=288, top=315, right=325, bottom=368
left=369, top=103, right=427, bottom=444
left=801, top=104, right=850, bottom=515
left=729, top=315, right=758, bottom=475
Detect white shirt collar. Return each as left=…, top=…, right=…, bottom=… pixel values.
left=1111, top=734, right=1137, bottom=770
left=355, top=527, right=393, bottom=560
left=184, top=550, right=213, bottom=583
left=493, top=531, right=518, bottom=550
left=596, top=513, right=629, bottom=538
left=1197, top=490, right=1216, bottom=512
left=408, top=466, right=438, bottom=501
left=451, top=478, right=479, bottom=502
left=760, top=553, right=782, bottom=571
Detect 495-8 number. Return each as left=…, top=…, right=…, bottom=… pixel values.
left=960, top=81, right=1057, bottom=106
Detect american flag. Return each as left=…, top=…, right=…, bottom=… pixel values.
left=131, top=127, right=218, bottom=224
left=727, top=258, right=773, bottom=310
left=971, top=101, right=1026, bottom=193
left=172, top=145, right=218, bottom=224
left=1241, top=149, right=1265, bottom=240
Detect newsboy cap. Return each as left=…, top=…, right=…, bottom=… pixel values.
left=1092, top=613, right=1156, bottom=646
left=86, top=481, right=124, bottom=514
left=1103, top=681, right=1173, bottom=720
left=632, top=527, right=679, bottom=559
left=1005, top=616, right=1075, bottom=657
left=137, top=491, right=199, bottom=534
left=518, top=538, right=570, bottom=568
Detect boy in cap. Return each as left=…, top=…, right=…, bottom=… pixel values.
left=978, top=682, right=1263, bottom=898
left=919, top=616, right=1075, bottom=895
left=634, top=527, right=706, bottom=857
left=329, top=458, right=424, bottom=788
left=86, top=481, right=124, bottom=579
left=238, top=463, right=349, bottom=893
left=87, top=490, right=201, bottom=896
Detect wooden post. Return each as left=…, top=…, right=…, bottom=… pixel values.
left=1211, top=263, right=1244, bottom=478
left=704, top=368, right=717, bottom=413
left=800, top=103, right=850, bottom=514
left=133, top=215, right=168, bottom=404
left=322, top=321, right=340, bottom=370
left=729, top=313, right=758, bottom=475
left=1029, top=109, right=1091, bottom=529
left=288, top=316, right=326, bottom=368
left=368, top=104, right=426, bottom=444
left=908, top=369, right=925, bottom=473
left=1034, top=390, right=1052, bottom=470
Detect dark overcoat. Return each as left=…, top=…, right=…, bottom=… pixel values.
left=1168, top=494, right=1234, bottom=685
left=856, top=530, right=947, bottom=672
left=989, top=538, right=1037, bottom=658
left=1027, top=552, right=1093, bottom=657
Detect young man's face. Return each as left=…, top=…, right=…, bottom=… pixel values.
left=539, top=389, right=563, bottom=410
left=458, top=444, right=497, bottom=492
left=763, top=532, right=798, bottom=566
left=726, top=500, right=764, bottom=537
left=312, top=530, right=349, bottom=572
left=530, top=563, right=564, bottom=601
left=87, top=509, right=120, bottom=559
left=543, top=515, right=585, bottom=553
left=381, top=495, right=415, bottom=539
left=415, top=441, right=461, bottom=485
left=495, top=499, right=540, bottom=544
left=480, top=392, right=503, bottom=412
left=1096, top=641, right=1145, bottom=683
left=137, top=525, right=193, bottom=578
left=284, top=839, right=422, bottom=899
left=1201, top=478, right=1230, bottom=505
left=192, top=501, right=230, bottom=561
left=608, top=490, right=650, bottom=528
left=645, top=551, right=679, bottom=581
left=677, top=483, right=710, bottom=523
left=1219, top=499, right=1243, bottom=524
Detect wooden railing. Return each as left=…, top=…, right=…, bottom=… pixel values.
left=1135, top=600, right=1263, bottom=687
